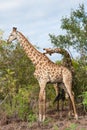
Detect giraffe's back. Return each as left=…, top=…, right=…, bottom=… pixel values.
left=34, top=58, right=72, bottom=84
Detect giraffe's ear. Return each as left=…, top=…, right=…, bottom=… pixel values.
left=13, top=27, right=17, bottom=31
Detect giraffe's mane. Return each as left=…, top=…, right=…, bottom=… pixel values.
left=17, top=31, right=54, bottom=63
left=18, top=31, right=34, bottom=46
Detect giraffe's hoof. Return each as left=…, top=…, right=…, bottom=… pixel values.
left=38, top=120, right=42, bottom=127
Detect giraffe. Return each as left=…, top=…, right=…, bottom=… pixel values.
left=43, top=48, right=74, bottom=73
left=7, top=27, right=78, bottom=122
left=43, top=48, right=75, bottom=111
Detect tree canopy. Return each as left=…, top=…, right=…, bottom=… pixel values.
left=49, top=4, right=87, bottom=58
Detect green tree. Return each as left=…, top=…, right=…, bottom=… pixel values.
left=49, top=4, right=87, bottom=58
left=49, top=4, right=87, bottom=108
left=0, top=36, right=39, bottom=120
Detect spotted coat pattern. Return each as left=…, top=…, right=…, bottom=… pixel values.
left=7, top=27, right=78, bottom=122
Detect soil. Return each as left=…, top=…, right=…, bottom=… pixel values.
left=0, top=108, right=87, bottom=130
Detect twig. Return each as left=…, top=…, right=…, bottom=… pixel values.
left=0, top=95, right=8, bottom=105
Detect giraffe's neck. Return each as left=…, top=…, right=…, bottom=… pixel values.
left=16, top=31, right=46, bottom=65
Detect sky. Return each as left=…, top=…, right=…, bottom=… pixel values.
left=0, top=0, right=87, bottom=61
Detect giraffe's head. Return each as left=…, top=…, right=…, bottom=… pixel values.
left=7, top=27, right=17, bottom=43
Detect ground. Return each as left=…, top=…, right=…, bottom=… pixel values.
left=0, top=108, right=87, bottom=130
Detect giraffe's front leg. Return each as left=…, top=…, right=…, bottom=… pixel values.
left=39, top=82, right=46, bottom=122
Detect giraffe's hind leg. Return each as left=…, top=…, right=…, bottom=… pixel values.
left=63, top=79, right=78, bottom=120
